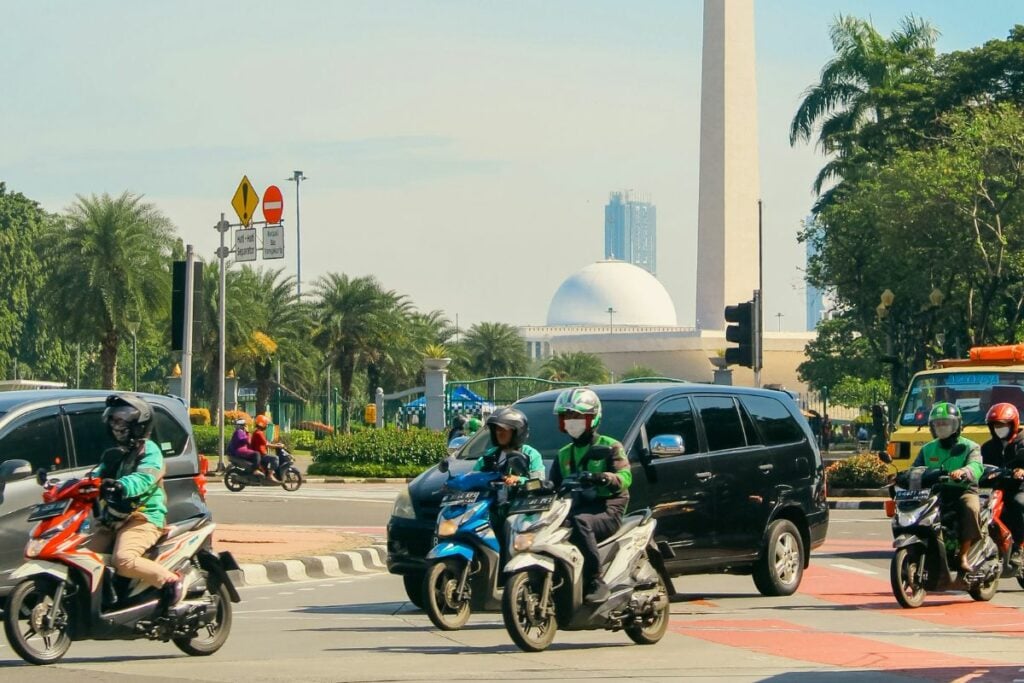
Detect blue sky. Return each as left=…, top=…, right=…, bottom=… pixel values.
left=1, top=1, right=1021, bottom=330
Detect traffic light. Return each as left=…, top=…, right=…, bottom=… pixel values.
left=724, top=300, right=754, bottom=368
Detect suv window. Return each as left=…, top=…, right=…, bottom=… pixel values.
left=644, top=397, right=702, bottom=455
left=694, top=395, right=746, bottom=452
left=65, top=402, right=116, bottom=468
left=741, top=395, right=806, bottom=446
left=151, top=407, right=189, bottom=457
left=0, top=406, right=68, bottom=472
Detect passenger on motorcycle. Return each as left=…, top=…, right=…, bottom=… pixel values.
left=88, top=394, right=183, bottom=608
left=912, top=402, right=984, bottom=572
left=227, top=418, right=261, bottom=471
left=981, top=402, right=1024, bottom=565
left=472, top=407, right=544, bottom=485
left=550, top=387, right=632, bottom=603
left=250, top=414, right=283, bottom=483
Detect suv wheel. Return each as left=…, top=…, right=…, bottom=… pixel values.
left=753, top=519, right=804, bottom=596
left=402, top=573, right=425, bottom=609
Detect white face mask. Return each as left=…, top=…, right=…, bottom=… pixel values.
left=995, top=426, right=1012, bottom=440
left=933, top=422, right=957, bottom=440
left=564, top=419, right=588, bottom=439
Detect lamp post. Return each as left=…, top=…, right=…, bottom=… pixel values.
left=775, top=312, right=784, bottom=332
left=607, top=307, right=616, bottom=334
left=287, top=170, right=307, bottom=298
left=125, top=314, right=141, bottom=392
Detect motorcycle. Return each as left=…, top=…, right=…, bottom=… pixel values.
left=977, top=465, right=1024, bottom=589
left=3, top=471, right=241, bottom=665
left=500, top=474, right=670, bottom=652
left=889, top=466, right=1001, bottom=608
left=422, top=453, right=529, bottom=630
left=224, top=446, right=302, bottom=492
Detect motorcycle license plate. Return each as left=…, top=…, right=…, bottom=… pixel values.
left=27, top=499, right=70, bottom=521
left=894, top=489, right=929, bottom=502
left=441, top=491, right=479, bottom=507
left=509, top=494, right=555, bottom=514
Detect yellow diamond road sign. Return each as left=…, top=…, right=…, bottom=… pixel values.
left=231, top=175, right=259, bottom=226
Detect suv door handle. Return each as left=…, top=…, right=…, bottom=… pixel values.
left=758, top=463, right=774, bottom=473
left=696, top=471, right=714, bottom=482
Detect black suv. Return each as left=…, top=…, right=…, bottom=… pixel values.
left=0, top=390, right=208, bottom=597
left=387, top=383, right=829, bottom=602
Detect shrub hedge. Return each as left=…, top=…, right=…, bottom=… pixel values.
left=192, top=424, right=228, bottom=455
left=282, top=429, right=317, bottom=452
left=825, top=453, right=891, bottom=489
left=189, top=408, right=211, bottom=426
left=309, top=427, right=446, bottom=477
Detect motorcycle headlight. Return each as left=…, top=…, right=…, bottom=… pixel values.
left=391, top=489, right=416, bottom=520
left=512, top=532, right=535, bottom=552
left=25, top=538, right=47, bottom=558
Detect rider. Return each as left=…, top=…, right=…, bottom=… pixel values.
left=89, top=394, right=182, bottom=608
left=550, top=387, right=631, bottom=603
left=912, top=402, right=984, bottom=572
left=250, top=414, right=283, bottom=483
left=981, top=402, right=1024, bottom=565
left=227, top=418, right=261, bottom=473
left=464, top=417, right=482, bottom=436
left=448, top=414, right=468, bottom=442
left=472, top=407, right=544, bottom=484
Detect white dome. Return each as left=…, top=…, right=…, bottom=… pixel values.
left=546, top=261, right=678, bottom=327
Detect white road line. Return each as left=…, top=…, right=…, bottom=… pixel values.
left=298, top=587, right=315, bottom=591
left=830, top=562, right=878, bottom=575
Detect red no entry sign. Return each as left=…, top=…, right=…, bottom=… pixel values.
left=263, top=185, right=284, bottom=224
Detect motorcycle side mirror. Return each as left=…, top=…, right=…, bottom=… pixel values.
left=438, top=457, right=451, bottom=474
left=877, top=451, right=893, bottom=464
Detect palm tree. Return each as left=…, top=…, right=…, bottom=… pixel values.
left=541, top=351, right=609, bottom=384
left=43, top=192, right=176, bottom=388
left=311, top=273, right=406, bottom=432
left=461, top=322, right=529, bottom=399
left=194, top=261, right=254, bottom=418
left=619, top=364, right=662, bottom=382
left=789, top=15, right=939, bottom=194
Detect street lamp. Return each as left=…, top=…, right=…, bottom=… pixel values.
left=125, top=314, right=141, bottom=391
left=607, top=307, right=616, bottom=334
left=287, top=171, right=308, bottom=298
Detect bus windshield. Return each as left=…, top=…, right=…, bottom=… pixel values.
left=899, top=371, right=1024, bottom=427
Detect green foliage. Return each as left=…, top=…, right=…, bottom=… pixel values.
left=619, top=365, right=662, bottom=382
left=189, top=408, right=211, bottom=426
left=311, top=426, right=447, bottom=470
left=306, top=462, right=427, bottom=478
left=825, top=453, right=892, bottom=489
left=192, top=424, right=228, bottom=455
left=282, top=429, right=317, bottom=451
left=540, top=351, right=609, bottom=384
left=828, top=376, right=893, bottom=410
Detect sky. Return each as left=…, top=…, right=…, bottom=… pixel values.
left=1, top=1, right=1020, bottom=331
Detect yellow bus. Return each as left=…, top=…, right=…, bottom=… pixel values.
left=886, top=345, right=1024, bottom=470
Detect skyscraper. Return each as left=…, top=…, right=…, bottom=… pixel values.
left=805, top=224, right=825, bottom=331
left=604, top=191, right=657, bottom=275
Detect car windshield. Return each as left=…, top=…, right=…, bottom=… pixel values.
left=899, top=371, right=1024, bottom=427
left=456, top=399, right=646, bottom=462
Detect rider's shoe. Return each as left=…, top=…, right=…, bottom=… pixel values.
left=161, top=573, right=184, bottom=611
left=584, top=578, right=610, bottom=604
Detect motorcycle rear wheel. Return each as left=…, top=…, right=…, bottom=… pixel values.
left=625, top=573, right=670, bottom=645
left=502, top=569, right=557, bottom=652
left=423, top=559, right=471, bottom=630
left=224, top=470, right=246, bottom=492
left=891, top=547, right=927, bottom=608
left=3, top=578, right=73, bottom=665
left=173, top=582, right=233, bottom=656
left=969, top=572, right=999, bottom=601
left=280, top=467, right=302, bottom=492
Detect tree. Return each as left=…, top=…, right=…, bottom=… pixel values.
left=194, top=261, right=255, bottom=417
left=619, top=364, right=665, bottom=382
left=460, top=322, right=529, bottom=400
left=42, top=192, right=176, bottom=388
left=541, top=351, right=609, bottom=384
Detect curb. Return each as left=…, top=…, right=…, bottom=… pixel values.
left=228, top=543, right=389, bottom=587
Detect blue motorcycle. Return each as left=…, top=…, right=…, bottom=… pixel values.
left=422, top=455, right=526, bottom=630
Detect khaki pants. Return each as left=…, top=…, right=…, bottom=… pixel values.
left=88, top=514, right=175, bottom=589
left=958, top=492, right=983, bottom=543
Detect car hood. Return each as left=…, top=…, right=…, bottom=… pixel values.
left=408, top=459, right=476, bottom=512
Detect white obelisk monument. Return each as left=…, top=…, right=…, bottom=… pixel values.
left=695, top=0, right=761, bottom=330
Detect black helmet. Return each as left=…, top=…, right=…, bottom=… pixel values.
left=486, top=407, right=529, bottom=449
left=102, top=394, right=153, bottom=447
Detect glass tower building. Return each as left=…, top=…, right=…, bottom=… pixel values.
left=604, top=191, right=656, bottom=275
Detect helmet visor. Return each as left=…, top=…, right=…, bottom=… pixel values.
left=932, top=418, right=959, bottom=439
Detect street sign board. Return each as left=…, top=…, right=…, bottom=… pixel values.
left=262, top=185, right=284, bottom=224
left=231, top=176, right=259, bottom=226
left=234, top=228, right=257, bottom=262
left=263, top=224, right=285, bottom=259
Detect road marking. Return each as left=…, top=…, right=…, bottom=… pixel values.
left=298, top=587, right=315, bottom=591
left=829, top=562, right=878, bottom=575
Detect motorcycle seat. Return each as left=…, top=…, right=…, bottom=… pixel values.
left=598, top=514, right=645, bottom=549
left=159, top=513, right=212, bottom=543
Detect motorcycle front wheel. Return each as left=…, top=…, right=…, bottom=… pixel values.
left=224, top=470, right=246, bottom=492
left=280, top=467, right=302, bottom=492
left=891, top=547, right=927, bottom=608
left=173, top=582, right=233, bottom=656
left=502, top=569, right=557, bottom=652
left=423, top=559, right=471, bottom=630
left=3, top=578, right=73, bottom=665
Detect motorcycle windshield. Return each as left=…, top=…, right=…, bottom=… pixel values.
left=447, top=471, right=501, bottom=492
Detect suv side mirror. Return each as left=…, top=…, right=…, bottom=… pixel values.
left=0, top=459, right=34, bottom=483
left=650, top=434, right=686, bottom=457
left=438, top=457, right=451, bottom=474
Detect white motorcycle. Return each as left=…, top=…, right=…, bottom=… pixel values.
left=500, top=475, right=670, bottom=652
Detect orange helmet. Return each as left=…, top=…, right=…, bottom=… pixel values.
left=254, top=415, right=270, bottom=429
left=986, top=402, right=1020, bottom=440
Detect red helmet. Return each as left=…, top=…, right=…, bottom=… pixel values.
left=986, top=402, right=1020, bottom=440
left=254, top=415, right=270, bottom=429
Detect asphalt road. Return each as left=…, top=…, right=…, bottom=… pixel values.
left=5, top=511, right=1024, bottom=681
left=203, top=481, right=401, bottom=529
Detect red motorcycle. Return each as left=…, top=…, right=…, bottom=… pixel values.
left=2, top=470, right=240, bottom=665
left=980, top=466, right=1024, bottom=589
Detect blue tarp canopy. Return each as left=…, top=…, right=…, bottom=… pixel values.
left=401, top=385, right=493, bottom=412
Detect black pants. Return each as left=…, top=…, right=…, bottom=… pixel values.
left=569, top=501, right=624, bottom=585
left=1003, top=488, right=1024, bottom=545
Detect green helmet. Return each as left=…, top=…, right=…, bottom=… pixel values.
left=465, top=417, right=482, bottom=435
left=553, top=387, right=602, bottom=430
left=928, top=402, right=962, bottom=440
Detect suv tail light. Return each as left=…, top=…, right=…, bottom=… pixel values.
left=194, top=455, right=209, bottom=500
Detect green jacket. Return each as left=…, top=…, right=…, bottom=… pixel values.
left=94, top=440, right=167, bottom=528
left=550, top=434, right=632, bottom=506
left=473, top=444, right=544, bottom=484
left=912, top=436, right=983, bottom=491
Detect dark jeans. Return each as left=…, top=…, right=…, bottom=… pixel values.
left=568, top=500, right=624, bottom=585
left=261, top=455, right=279, bottom=472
